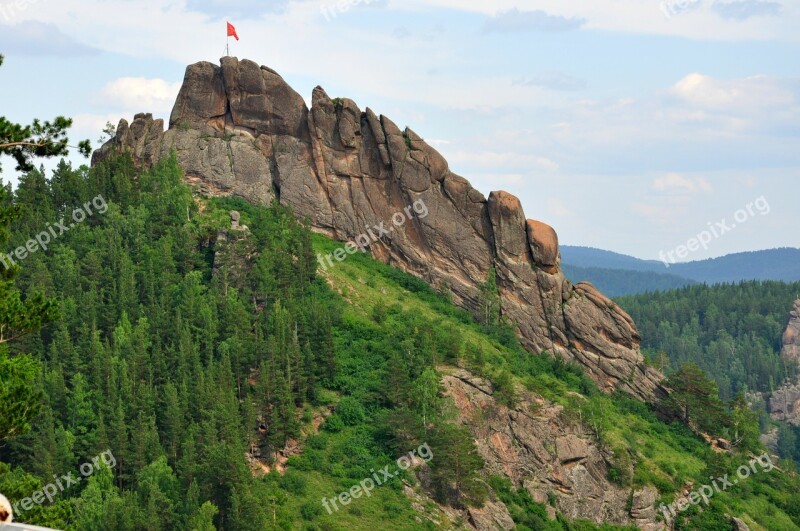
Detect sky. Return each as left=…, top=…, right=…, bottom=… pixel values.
left=0, top=0, right=798, bottom=262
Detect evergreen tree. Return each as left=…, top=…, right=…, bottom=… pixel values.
left=479, top=266, right=501, bottom=331
left=662, top=363, right=728, bottom=435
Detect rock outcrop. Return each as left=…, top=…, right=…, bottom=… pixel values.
left=769, top=300, right=800, bottom=426
left=781, top=300, right=800, bottom=366
left=93, top=57, right=665, bottom=402
left=442, top=368, right=664, bottom=530
left=770, top=382, right=800, bottom=427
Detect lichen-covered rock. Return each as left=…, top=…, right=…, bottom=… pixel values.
left=93, top=57, right=665, bottom=402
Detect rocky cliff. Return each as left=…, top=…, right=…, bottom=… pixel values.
left=781, top=299, right=800, bottom=366
left=442, top=368, right=663, bottom=530
left=770, top=299, right=800, bottom=425
left=93, top=57, right=665, bottom=402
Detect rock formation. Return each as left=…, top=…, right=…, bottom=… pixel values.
left=770, top=382, right=800, bottom=427
left=781, top=299, right=800, bottom=365
left=93, top=57, right=666, bottom=402
left=769, top=300, right=800, bottom=426
left=442, top=368, right=664, bottom=530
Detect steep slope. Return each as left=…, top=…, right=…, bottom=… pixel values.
left=316, top=233, right=800, bottom=531
left=93, top=57, right=664, bottom=401
left=441, top=369, right=661, bottom=530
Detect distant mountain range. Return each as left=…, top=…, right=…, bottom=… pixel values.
left=561, top=246, right=800, bottom=297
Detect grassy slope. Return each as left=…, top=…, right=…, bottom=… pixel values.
left=295, top=234, right=800, bottom=530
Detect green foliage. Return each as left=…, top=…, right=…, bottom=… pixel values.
left=0, top=350, right=42, bottom=440
left=0, top=55, right=90, bottom=172
left=479, top=266, right=501, bottom=330
left=1, top=151, right=799, bottom=530
left=0, top=462, right=72, bottom=528
left=0, top=165, right=58, bottom=445
left=662, top=362, right=728, bottom=435
left=488, top=475, right=638, bottom=531
left=617, top=282, right=800, bottom=400
left=336, top=396, right=365, bottom=426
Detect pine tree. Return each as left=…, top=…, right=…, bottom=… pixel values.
left=0, top=54, right=90, bottom=172
left=479, top=266, right=501, bottom=330
left=429, top=424, right=486, bottom=508
left=662, top=363, right=727, bottom=435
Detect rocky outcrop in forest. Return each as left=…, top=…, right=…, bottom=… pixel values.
left=769, top=299, right=800, bottom=426
left=781, top=299, right=800, bottom=365
left=93, top=57, right=666, bottom=402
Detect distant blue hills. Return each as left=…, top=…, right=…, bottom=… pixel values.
left=560, top=246, right=800, bottom=297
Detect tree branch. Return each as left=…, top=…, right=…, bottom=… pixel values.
left=0, top=141, right=50, bottom=150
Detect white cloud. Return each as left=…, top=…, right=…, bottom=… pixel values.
left=513, top=71, right=587, bottom=92
left=712, top=0, right=782, bottom=20
left=670, top=73, right=797, bottom=111
left=484, top=8, right=585, bottom=33
left=398, top=0, right=800, bottom=42
left=100, top=77, right=183, bottom=113
left=446, top=150, right=559, bottom=172
left=0, top=21, right=98, bottom=56
left=72, top=113, right=131, bottom=142
left=652, top=174, right=713, bottom=194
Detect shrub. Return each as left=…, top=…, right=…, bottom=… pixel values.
left=337, top=397, right=366, bottom=426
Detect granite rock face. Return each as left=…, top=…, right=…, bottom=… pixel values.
left=771, top=382, right=800, bottom=427
left=769, top=300, right=800, bottom=426
left=781, top=300, right=800, bottom=366
left=93, top=57, right=665, bottom=402
left=442, top=369, right=664, bottom=530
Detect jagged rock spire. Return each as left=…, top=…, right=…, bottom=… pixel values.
left=93, top=57, right=666, bottom=402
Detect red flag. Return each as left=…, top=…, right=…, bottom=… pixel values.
left=227, top=22, right=239, bottom=41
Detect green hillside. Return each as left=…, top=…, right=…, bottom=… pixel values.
left=616, top=283, right=800, bottom=469
left=1, top=156, right=799, bottom=530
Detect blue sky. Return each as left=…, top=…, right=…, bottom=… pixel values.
left=1, top=0, right=798, bottom=261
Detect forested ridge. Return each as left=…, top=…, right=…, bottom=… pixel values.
left=0, top=155, right=622, bottom=529
left=617, top=282, right=800, bottom=401
left=617, top=283, right=800, bottom=468
left=1, top=155, right=800, bottom=529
